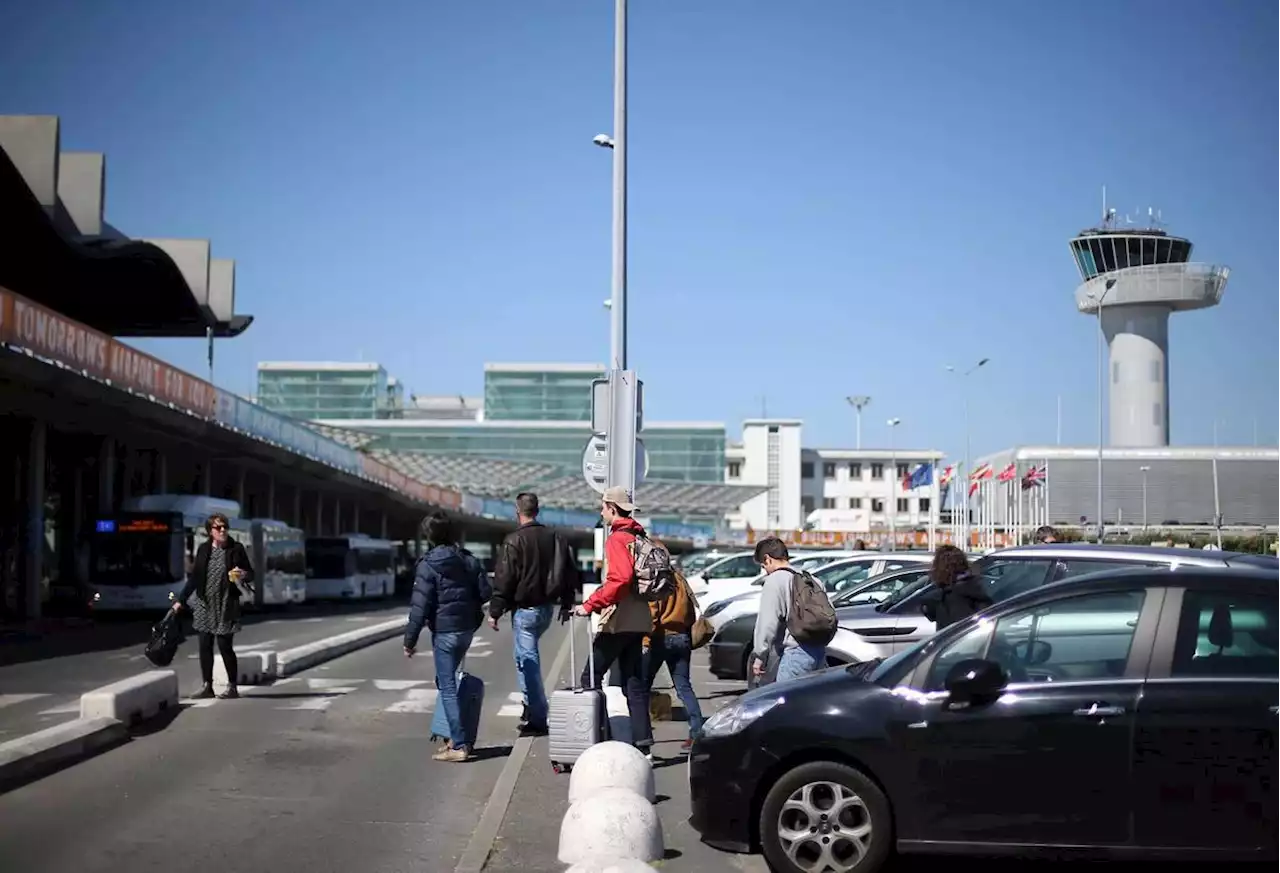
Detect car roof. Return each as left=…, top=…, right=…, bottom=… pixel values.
left=983, top=542, right=1257, bottom=566
left=996, top=563, right=1277, bottom=609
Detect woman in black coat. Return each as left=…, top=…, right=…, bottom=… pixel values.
left=920, top=545, right=992, bottom=631
left=173, top=512, right=255, bottom=699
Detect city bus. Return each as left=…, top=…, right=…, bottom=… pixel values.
left=88, top=495, right=248, bottom=612
left=305, top=534, right=395, bottom=600
left=248, top=519, right=307, bottom=607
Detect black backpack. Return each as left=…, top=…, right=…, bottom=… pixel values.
left=784, top=568, right=838, bottom=646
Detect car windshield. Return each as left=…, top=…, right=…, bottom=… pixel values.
left=680, top=552, right=729, bottom=573
left=872, top=573, right=934, bottom=611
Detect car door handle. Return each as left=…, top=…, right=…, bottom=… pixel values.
left=1073, top=703, right=1125, bottom=718
left=853, top=626, right=915, bottom=637
left=1269, top=705, right=1277, bottom=715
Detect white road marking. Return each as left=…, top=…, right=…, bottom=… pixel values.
left=466, top=650, right=492, bottom=658
left=0, top=693, right=48, bottom=710
left=506, top=692, right=524, bottom=702
left=300, top=618, right=325, bottom=623
left=373, top=679, right=428, bottom=691
left=239, top=640, right=280, bottom=651
left=495, top=704, right=523, bottom=717
left=306, top=678, right=363, bottom=689
left=383, top=688, right=438, bottom=713
left=38, top=701, right=81, bottom=716
left=470, top=639, right=492, bottom=649
left=180, top=698, right=218, bottom=708
left=278, top=697, right=335, bottom=711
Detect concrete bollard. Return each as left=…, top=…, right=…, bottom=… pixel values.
left=568, top=741, right=655, bottom=804
left=564, top=859, right=659, bottom=873
left=557, top=788, right=664, bottom=865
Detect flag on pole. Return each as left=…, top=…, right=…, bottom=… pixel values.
left=997, top=462, right=1017, bottom=482
left=1021, top=464, right=1046, bottom=490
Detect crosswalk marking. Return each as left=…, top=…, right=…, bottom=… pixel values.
left=373, top=679, right=428, bottom=691
left=186, top=639, right=279, bottom=659
left=383, top=689, right=438, bottom=713
left=0, top=693, right=49, bottom=710
left=306, top=678, right=361, bottom=689
left=278, top=696, right=337, bottom=711
left=496, top=704, right=523, bottom=717
left=37, top=701, right=81, bottom=716
left=179, top=698, right=218, bottom=709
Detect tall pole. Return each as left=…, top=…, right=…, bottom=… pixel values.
left=846, top=396, right=871, bottom=450
left=1139, top=465, right=1150, bottom=530
left=609, top=0, right=628, bottom=372
left=948, top=358, right=988, bottom=549
left=887, top=418, right=901, bottom=551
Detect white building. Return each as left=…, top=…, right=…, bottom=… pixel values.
left=724, top=419, right=945, bottom=537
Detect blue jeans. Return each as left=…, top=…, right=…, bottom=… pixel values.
left=644, top=632, right=705, bottom=738
left=433, top=630, right=474, bottom=748
left=512, top=605, right=553, bottom=727
left=776, top=643, right=826, bottom=683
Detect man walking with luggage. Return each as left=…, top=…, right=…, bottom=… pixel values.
left=573, top=486, right=654, bottom=756
left=750, top=536, right=837, bottom=684
left=490, top=492, right=574, bottom=737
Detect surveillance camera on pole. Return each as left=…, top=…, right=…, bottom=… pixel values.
left=592, top=133, right=615, bottom=149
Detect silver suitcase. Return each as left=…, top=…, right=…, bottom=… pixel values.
left=548, top=614, right=605, bottom=773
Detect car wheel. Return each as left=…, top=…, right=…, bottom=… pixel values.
left=758, top=760, right=891, bottom=873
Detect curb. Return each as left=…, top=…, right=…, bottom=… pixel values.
left=275, top=617, right=407, bottom=676
left=0, top=716, right=127, bottom=791
left=0, top=616, right=408, bottom=790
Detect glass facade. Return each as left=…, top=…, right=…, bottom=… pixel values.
left=361, top=423, right=726, bottom=483
left=257, top=365, right=388, bottom=421
left=483, top=366, right=604, bottom=421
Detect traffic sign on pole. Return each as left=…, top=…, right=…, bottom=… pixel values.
left=581, top=434, right=647, bottom=495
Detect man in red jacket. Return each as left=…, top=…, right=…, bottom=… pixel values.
left=572, top=486, right=654, bottom=755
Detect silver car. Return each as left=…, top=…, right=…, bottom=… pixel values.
left=828, top=544, right=1277, bottom=665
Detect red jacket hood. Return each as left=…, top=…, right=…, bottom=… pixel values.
left=610, top=517, right=645, bottom=537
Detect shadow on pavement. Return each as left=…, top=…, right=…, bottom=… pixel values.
left=129, top=706, right=189, bottom=736
left=471, top=745, right=513, bottom=762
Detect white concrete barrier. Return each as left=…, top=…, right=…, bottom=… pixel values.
left=0, top=717, right=127, bottom=786
left=275, top=617, right=406, bottom=677
left=568, top=741, right=655, bottom=804
left=214, top=650, right=276, bottom=688
left=558, top=788, right=664, bottom=865
left=79, top=670, right=179, bottom=725
left=565, top=859, right=659, bottom=873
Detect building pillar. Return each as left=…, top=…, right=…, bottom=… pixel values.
left=201, top=459, right=213, bottom=496
left=235, top=467, right=246, bottom=511
left=23, top=420, right=46, bottom=620
left=121, top=446, right=136, bottom=503
left=380, top=510, right=388, bottom=540
left=333, top=498, right=341, bottom=535
left=293, top=486, right=302, bottom=530
left=316, top=493, right=325, bottom=536
left=266, top=475, right=276, bottom=520
left=155, top=452, right=168, bottom=494
left=351, top=503, right=361, bottom=536
left=98, top=437, right=116, bottom=514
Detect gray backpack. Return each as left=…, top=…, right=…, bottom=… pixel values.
left=631, top=534, right=677, bottom=601
left=785, top=568, right=838, bottom=646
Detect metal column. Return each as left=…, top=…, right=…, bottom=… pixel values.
left=266, top=476, right=276, bottom=520
left=155, top=452, right=168, bottom=493
left=23, top=420, right=46, bottom=620
left=98, top=437, right=116, bottom=513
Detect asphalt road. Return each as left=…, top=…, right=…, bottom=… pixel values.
left=0, top=601, right=409, bottom=740
left=0, top=615, right=558, bottom=873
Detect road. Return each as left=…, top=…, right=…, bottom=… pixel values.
left=0, top=601, right=409, bottom=740
left=0, top=615, right=551, bottom=873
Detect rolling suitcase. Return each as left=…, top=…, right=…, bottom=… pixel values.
left=548, top=614, right=605, bottom=773
left=430, top=666, right=485, bottom=748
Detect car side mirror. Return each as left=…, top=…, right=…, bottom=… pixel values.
left=943, top=658, right=1008, bottom=703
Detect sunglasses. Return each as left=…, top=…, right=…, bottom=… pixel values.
left=211, top=524, right=227, bottom=532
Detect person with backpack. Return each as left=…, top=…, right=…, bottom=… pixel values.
left=489, top=491, right=574, bottom=737
left=572, top=486, right=657, bottom=756
left=404, top=512, right=492, bottom=763
left=641, top=537, right=705, bottom=750
left=750, top=536, right=838, bottom=684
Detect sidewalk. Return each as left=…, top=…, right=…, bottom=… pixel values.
left=0, top=604, right=408, bottom=741
left=484, top=647, right=768, bottom=873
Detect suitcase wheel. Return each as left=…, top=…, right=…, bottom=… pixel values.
left=551, top=761, right=570, bottom=774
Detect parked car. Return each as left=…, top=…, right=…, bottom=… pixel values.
left=695, top=550, right=879, bottom=610
left=826, top=543, right=1275, bottom=665
left=689, top=565, right=1279, bottom=870
left=707, top=556, right=937, bottom=680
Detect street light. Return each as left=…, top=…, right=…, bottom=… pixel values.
left=887, top=417, right=901, bottom=551
left=1088, top=278, right=1118, bottom=543
left=845, top=395, right=871, bottom=449
left=1139, top=465, right=1150, bottom=529
left=945, top=358, right=990, bottom=548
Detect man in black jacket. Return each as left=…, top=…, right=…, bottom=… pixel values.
left=489, top=492, right=574, bottom=736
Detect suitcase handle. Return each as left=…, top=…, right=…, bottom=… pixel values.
left=568, top=612, right=596, bottom=693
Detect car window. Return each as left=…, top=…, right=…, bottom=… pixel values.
left=1172, top=589, right=1278, bottom=679
left=977, top=558, right=1054, bottom=602
left=817, top=559, right=878, bottom=592
left=704, top=554, right=759, bottom=579
left=837, top=569, right=931, bottom=606
left=926, top=590, right=1146, bottom=690
left=1053, top=558, right=1160, bottom=581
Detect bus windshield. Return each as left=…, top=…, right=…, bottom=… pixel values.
left=91, top=531, right=177, bottom=586
left=307, top=542, right=352, bottom=578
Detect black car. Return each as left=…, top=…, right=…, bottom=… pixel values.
left=689, top=566, right=1278, bottom=871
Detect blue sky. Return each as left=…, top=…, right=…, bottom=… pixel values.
left=2, top=0, right=1276, bottom=460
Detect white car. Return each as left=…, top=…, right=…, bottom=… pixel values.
left=701, top=552, right=935, bottom=632
left=691, top=550, right=869, bottom=606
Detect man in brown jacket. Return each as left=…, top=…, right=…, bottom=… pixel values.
left=641, top=547, right=705, bottom=749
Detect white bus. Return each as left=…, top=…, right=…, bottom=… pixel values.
left=89, top=495, right=249, bottom=612
left=248, top=519, right=307, bottom=607
left=305, top=534, right=395, bottom=600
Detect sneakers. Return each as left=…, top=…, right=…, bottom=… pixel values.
left=433, top=743, right=472, bottom=763
left=217, top=686, right=239, bottom=700
left=680, top=738, right=694, bottom=752
left=518, top=722, right=548, bottom=738
left=191, top=684, right=215, bottom=700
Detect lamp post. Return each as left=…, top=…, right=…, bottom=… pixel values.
left=945, top=358, right=990, bottom=548
left=846, top=396, right=871, bottom=450
left=1139, top=465, right=1150, bottom=530
left=887, top=417, right=901, bottom=551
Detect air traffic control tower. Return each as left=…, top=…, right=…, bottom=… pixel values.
left=1070, top=213, right=1229, bottom=447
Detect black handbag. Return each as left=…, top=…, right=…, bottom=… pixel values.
left=144, top=610, right=186, bottom=667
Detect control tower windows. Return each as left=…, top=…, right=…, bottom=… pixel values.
left=1070, top=234, right=1193, bottom=280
